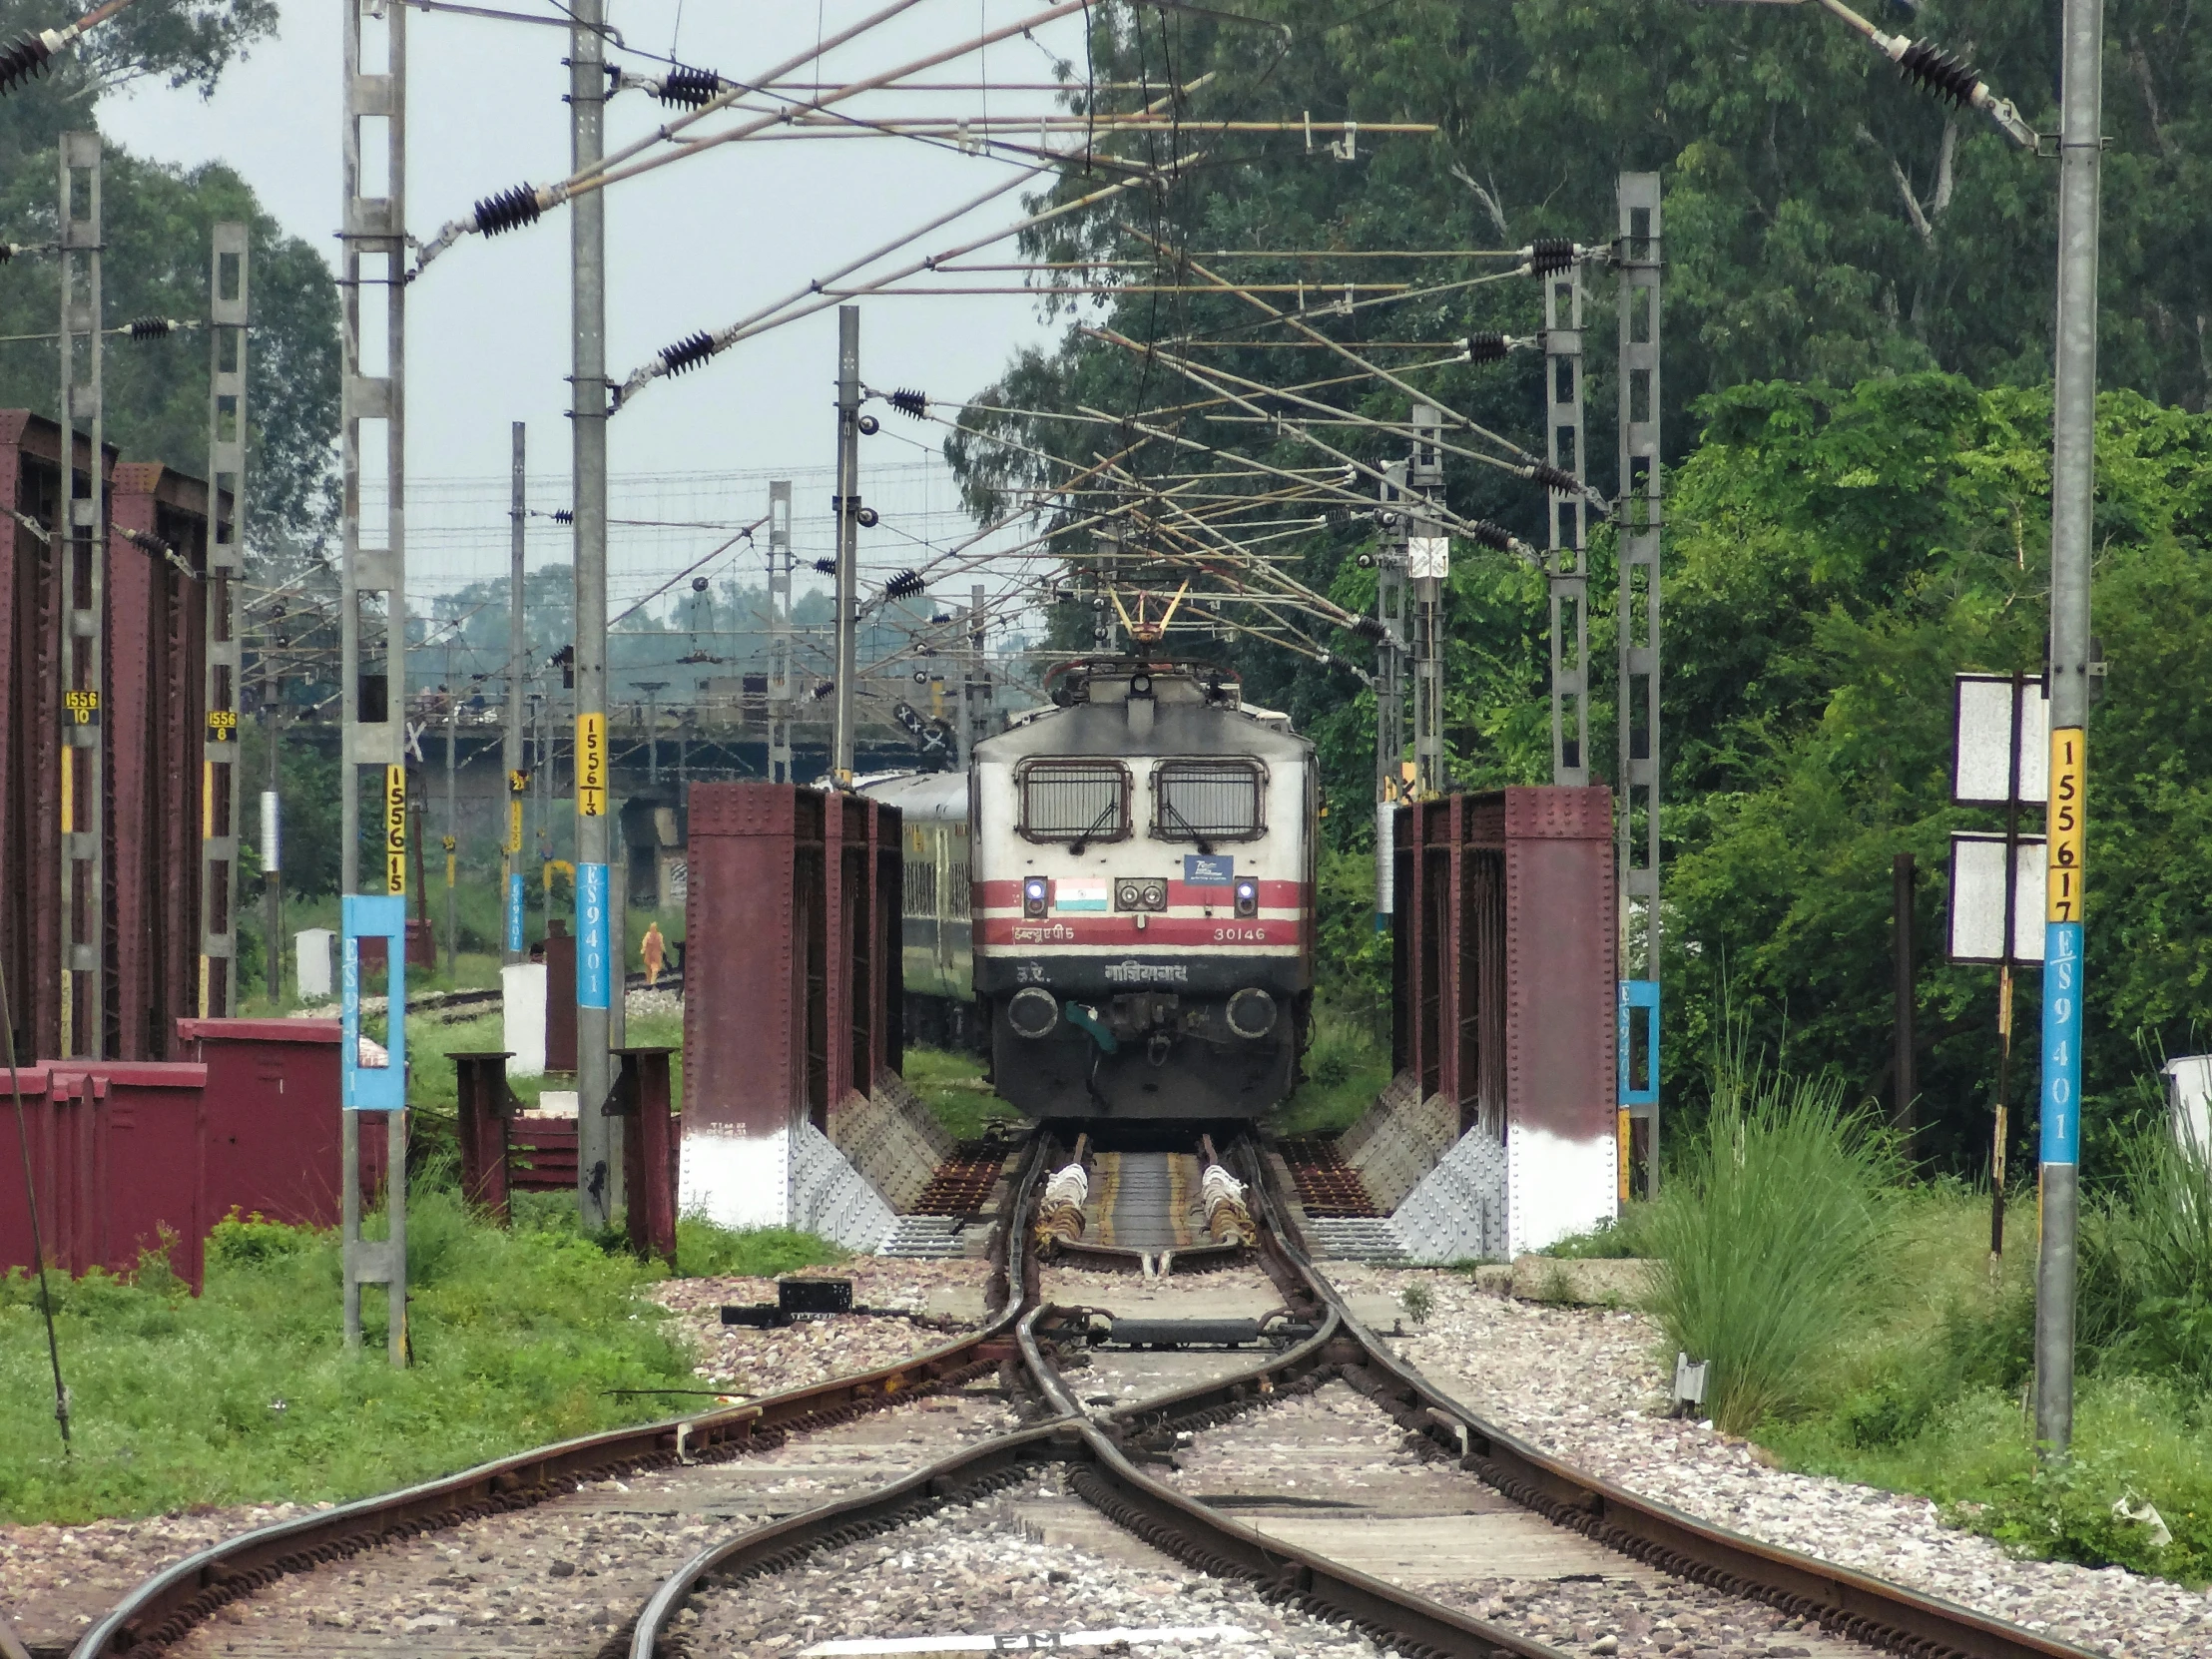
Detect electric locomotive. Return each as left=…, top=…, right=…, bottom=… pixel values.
left=969, top=659, right=1316, bottom=1120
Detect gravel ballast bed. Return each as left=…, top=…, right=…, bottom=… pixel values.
left=3, top=1504, right=316, bottom=1651
left=687, top=1479, right=1383, bottom=1658
left=161, top=1400, right=1023, bottom=1658
left=3, top=1262, right=995, bottom=1646
left=1326, top=1264, right=2212, bottom=1659
left=653, top=1259, right=995, bottom=1393
left=1161, top=1379, right=1870, bottom=1657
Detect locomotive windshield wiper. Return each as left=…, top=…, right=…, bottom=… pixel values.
left=1067, top=799, right=1119, bottom=855
left=1161, top=799, right=1214, bottom=856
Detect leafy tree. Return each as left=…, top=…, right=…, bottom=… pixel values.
left=0, top=0, right=336, bottom=552
left=1660, top=374, right=2212, bottom=1175
left=945, top=3, right=2212, bottom=1178
left=989, top=0, right=2212, bottom=422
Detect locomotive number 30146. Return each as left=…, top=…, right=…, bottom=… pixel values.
left=1213, top=925, right=1268, bottom=942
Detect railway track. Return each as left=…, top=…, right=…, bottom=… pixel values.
left=325, top=969, right=686, bottom=1026
left=71, top=1131, right=2103, bottom=1659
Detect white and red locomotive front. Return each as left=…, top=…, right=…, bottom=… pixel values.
left=970, top=661, right=1314, bottom=1120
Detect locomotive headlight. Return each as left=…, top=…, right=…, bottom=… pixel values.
left=1008, top=986, right=1059, bottom=1038
left=1227, top=987, right=1277, bottom=1039
left=1115, top=878, right=1169, bottom=913
left=1023, top=877, right=1049, bottom=918
left=1234, top=878, right=1259, bottom=918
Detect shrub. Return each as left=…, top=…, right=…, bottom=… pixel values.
left=2082, top=1129, right=2212, bottom=1386
left=1543, top=1204, right=1663, bottom=1259
left=209, top=1208, right=313, bottom=1267
left=1643, top=1017, right=1902, bottom=1433
left=1969, top=1379, right=2212, bottom=1581
left=673, top=1218, right=845, bottom=1280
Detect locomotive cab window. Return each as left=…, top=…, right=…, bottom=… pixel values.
left=1152, top=759, right=1266, bottom=842
left=1016, top=759, right=1130, bottom=843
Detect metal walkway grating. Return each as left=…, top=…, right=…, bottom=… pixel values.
left=879, top=1216, right=976, bottom=1259
left=1301, top=1217, right=1408, bottom=1263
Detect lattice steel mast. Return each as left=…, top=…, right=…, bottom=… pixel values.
left=767, top=479, right=795, bottom=784
left=1615, top=174, right=1663, bottom=1195
left=202, top=222, right=248, bottom=1019
left=338, top=0, right=407, bottom=1362
left=1545, top=264, right=1587, bottom=786
left=57, top=132, right=103, bottom=1057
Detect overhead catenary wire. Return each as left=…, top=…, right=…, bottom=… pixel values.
left=413, top=0, right=1092, bottom=276
left=1113, top=499, right=1373, bottom=640
left=1131, top=235, right=1600, bottom=503
left=1117, top=336, right=1562, bottom=503
left=601, top=80, right=1210, bottom=395
left=609, top=514, right=770, bottom=628
left=1084, top=330, right=1542, bottom=555
left=0, top=315, right=203, bottom=345
left=411, top=0, right=928, bottom=272
left=1139, top=265, right=1529, bottom=352
left=616, top=148, right=1203, bottom=406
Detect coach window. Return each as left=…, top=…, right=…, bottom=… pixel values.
left=1017, top=759, right=1131, bottom=844
left=1152, top=759, right=1267, bottom=843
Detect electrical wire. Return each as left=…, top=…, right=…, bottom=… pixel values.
left=414, top=0, right=1088, bottom=276
left=615, top=147, right=1201, bottom=406
left=1133, top=233, right=1577, bottom=486
left=1102, top=329, right=1556, bottom=505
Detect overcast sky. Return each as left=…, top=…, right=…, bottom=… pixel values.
left=99, top=0, right=1088, bottom=608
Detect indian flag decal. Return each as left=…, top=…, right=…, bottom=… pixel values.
left=1055, top=878, right=1110, bottom=913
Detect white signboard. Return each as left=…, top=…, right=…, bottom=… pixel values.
left=2168, top=1056, right=2212, bottom=1157
left=1407, top=535, right=1450, bottom=580
left=1947, top=831, right=2045, bottom=964
left=1952, top=674, right=2048, bottom=807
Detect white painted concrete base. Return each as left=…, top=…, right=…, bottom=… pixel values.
left=680, top=1126, right=792, bottom=1230
left=1506, top=1123, right=1617, bottom=1256
left=502, top=963, right=547, bottom=1078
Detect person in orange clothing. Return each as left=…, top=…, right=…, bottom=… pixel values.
left=641, top=919, right=666, bottom=987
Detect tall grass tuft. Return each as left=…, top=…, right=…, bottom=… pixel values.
left=1644, top=1017, right=1902, bottom=1434
left=2082, top=1128, right=2212, bottom=1385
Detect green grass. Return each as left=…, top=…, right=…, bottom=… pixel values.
left=0, top=1187, right=855, bottom=1524
left=1541, top=1204, right=1664, bottom=1259
left=1642, top=1017, right=1903, bottom=1434
left=1639, top=1060, right=2212, bottom=1584
left=1271, top=1007, right=1392, bottom=1137
left=673, top=1220, right=847, bottom=1279
left=248, top=886, right=687, bottom=1012
left=0, top=1193, right=698, bottom=1524
left=903, top=1046, right=1019, bottom=1143
left=1748, top=1184, right=2212, bottom=1583
left=405, top=999, right=688, bottom=1118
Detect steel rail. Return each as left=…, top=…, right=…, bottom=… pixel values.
left=82, top=1121, right=2110, bottom=1659
left=628, top=1181, right=1567, bottom=1659
left=68, top=1138, right=1047, bottom=1659
left=1238, top=1142, right=2104, bottom=1659
left=626, top=1128, right=2110, bottom=1659
left=326, top=966, right=686, bottom=1022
